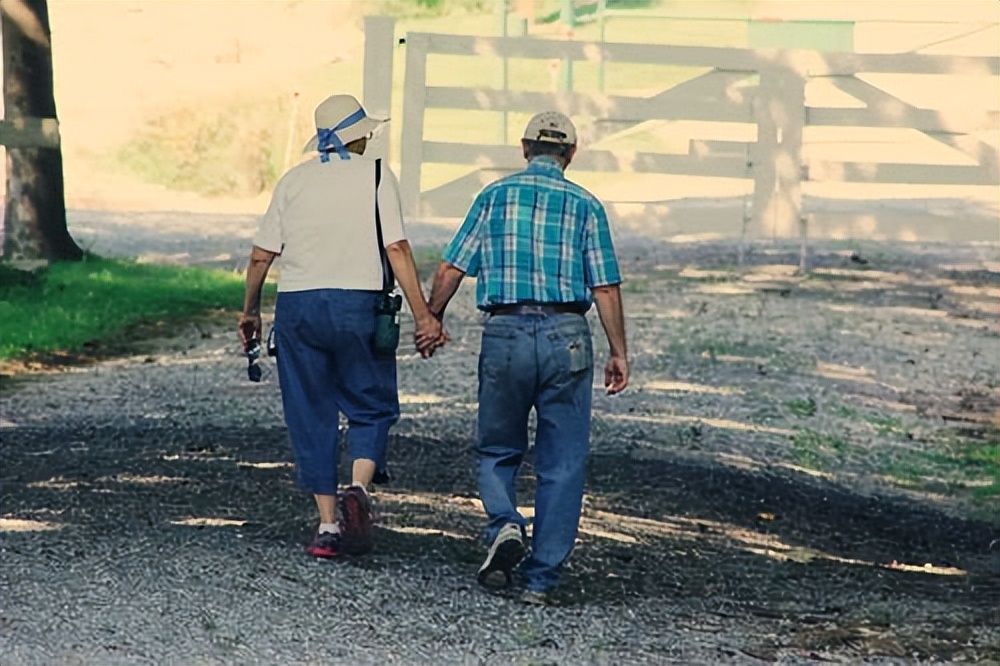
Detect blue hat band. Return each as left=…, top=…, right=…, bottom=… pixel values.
left=318, top=108, right=368, bottom=162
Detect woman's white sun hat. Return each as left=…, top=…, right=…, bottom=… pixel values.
left=303, top=94, right=387, bottom=160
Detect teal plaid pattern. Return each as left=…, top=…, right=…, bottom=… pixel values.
left=443, top=157, right=622, bottom=311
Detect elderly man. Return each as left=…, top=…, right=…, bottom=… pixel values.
left=239, top=94, right=441, bottom=559
left=427, top=111, right=628, bottom=604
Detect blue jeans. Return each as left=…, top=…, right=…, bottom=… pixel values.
left=477, top=313, right=594, bottom=592
left=274, top=289, right=399, bottom=495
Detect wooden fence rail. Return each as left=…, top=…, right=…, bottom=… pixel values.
left=397, top=31, right=997, bottom=250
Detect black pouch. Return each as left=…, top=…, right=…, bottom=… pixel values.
left=371, top=158, right=401, bottom=357
left=373, top=292, right=402, bottom=355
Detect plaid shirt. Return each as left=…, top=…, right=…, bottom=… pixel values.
left=443, top=157, right=622, bottom=311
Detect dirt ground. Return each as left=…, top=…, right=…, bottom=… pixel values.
left=2, top=215, right=998, bottom=663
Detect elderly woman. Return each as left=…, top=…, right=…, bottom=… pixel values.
left=238, top=94, right=442, bottom=559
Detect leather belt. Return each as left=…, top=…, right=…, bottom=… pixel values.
left=487, top=303, right=587, bottom=317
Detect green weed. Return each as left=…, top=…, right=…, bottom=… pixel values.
left=833, top=404, right=859, bottom=419
left=621, top=279, right=649, bottom=294
left=867, top=414, right=908, bottom=437
left=412, top=246, right=444, bottom=280
left=786, top=397, right=817, bottom=418
left=790, top=428, right=847, bottom=467
left=879, top=431, right=999, bottom=499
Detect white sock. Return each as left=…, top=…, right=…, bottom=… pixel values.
left=318, top=522, right=340, bottom=535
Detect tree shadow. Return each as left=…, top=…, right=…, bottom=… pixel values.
left=3, top=408, right=998, bottom=666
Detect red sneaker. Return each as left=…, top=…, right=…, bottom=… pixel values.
left=305, top=530, right=342, bottom=559
left=339, top=485, right=374, bottom=556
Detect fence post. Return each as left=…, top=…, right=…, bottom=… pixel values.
left=751, top=64, right=805, bottom=249
left=363, top=16, right=396, bottom=161
left=559, top=0, right=575, bottom=92
left=496, top=0, right=509, bottom=144
left=597, top=0, right=608, bottom=93
left=400, top=33, right=429, bottom=218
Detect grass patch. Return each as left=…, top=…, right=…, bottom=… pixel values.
left=879, top=430, right=1000, bottom=500
left=0, top=257, right=266, bottom=361
left=833, top=404, right=859, bottom=419
left=867, top=413, right=908, bottom=438
left=412, top=245, right=444, bottom=281
left=700, top=339, right=775, bottom=360
left=790, top=428, right=848, bottom=467
left=621, top=278, right=650, bottom=294
left=786, top=397, right=818, bottom=418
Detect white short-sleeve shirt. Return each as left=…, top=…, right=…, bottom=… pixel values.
left=254, top=154, right=406, bottom=292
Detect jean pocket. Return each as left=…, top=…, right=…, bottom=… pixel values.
left=480, top=328, right=516, bottom=381
left=564, top=334, right=593, bottom=374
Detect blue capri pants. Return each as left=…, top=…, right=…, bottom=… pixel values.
left=274, top=289, right=399, bottom=495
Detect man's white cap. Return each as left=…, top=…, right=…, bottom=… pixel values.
left=303, top=94, right=387, bottom=153
left=522, top=111, right=577, bottom=145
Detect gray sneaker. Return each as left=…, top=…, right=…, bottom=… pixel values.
left=477, top=523, right=525, bottom=587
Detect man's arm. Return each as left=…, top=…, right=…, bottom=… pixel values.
left=238, top=245, right=279, bottom=350
left=385, top=239, right=442, bottom=356
left=427, top=262, right=467, bottom=320
left=592, top=284, right=628, bottom=394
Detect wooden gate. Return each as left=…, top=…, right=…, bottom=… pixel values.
left=391, top=31, right=998, bottom=246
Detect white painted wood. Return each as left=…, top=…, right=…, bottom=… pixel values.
left=421, top=142, right=748, bottom=177
left=397, top=29, right=998, bottom=239
left=399, top=33, right=430, bottom=218
left=782, top=72, right=806, bottom=244
left=363, top=16, right=396, bottom=161
left=751, top=73, right=779, bottom=239
left=807, top=161, right=998, bottom=185
left=424, top=33, right=760, bottom=69
left=807, top=107, right=999, bottom=133
left=750, top=68, right=806, bottom=239
left=799, top=51, right=999, bottom=76
left=689, top=140, right=751, bottom=161
left=419, top=33, right=999, bottom=75
left=424, top=87, right=755, bottom=122
left=925, top=132, right=999, bottom=181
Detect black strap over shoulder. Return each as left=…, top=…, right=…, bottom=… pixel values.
left=374, top=159, right=394, bottom=292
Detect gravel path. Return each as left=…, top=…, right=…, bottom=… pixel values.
left=1, top=210, right=998, bottom=664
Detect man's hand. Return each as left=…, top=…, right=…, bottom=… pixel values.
left=416, top=327, right=450, bottom=359
left=414, top=314, right=445, bottom=359
left=593, top=284, right=628, bottom=394
left=238, top=313, right=262, bottom=352
left=604, top=356, right=629, bottom=395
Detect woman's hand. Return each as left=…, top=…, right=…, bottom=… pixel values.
left=414, top=315, right=447, bottom=358
left=238, top=313, right=262, bottom=351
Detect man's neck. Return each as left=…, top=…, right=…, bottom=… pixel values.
left=528, top=155, right=566, bottom=170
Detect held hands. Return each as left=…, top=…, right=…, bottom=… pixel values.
left=414, top=313, right=449, bottom=359
left=604, top=355, right=629, bottom=395
left=238, top=313, right=262, bottom=352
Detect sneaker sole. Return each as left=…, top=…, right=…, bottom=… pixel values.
left=520, top=590, right=550, bottom=606
left=340, top=491, right=374, bottom=556
left=477, top=537, right=526, bottom=586
left=305, top=544, right=340, bottom=559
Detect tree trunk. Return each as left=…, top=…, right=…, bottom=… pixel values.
left=1, top=0, right=82, bottom=261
